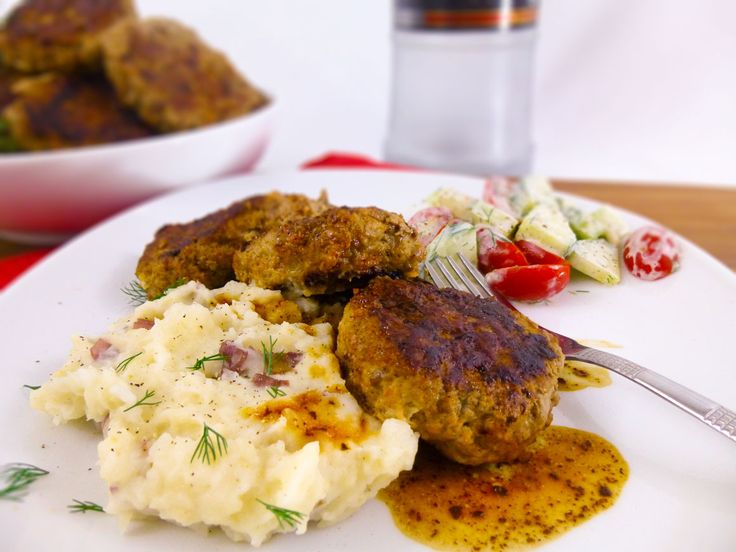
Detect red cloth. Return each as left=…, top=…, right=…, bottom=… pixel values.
left=301, top=152, right=414, bottom=171
left=0, top=248, right=54, bottom=290
left=0, top=152, right=402, bottom=290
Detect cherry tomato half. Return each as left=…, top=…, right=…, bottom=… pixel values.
left=514, top=240, right=566, bottom=265
left=623, top=226, right=681, bottom=281
left=408, top=207, right=453, bottom=247
left=477, top=227, right=528, bottom=272
left=486, top=264, right=570, bottom=302
left=482, top=176, right=518, bottom=216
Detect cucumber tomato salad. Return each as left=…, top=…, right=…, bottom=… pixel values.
left=410, top=177, right=682, bottom=302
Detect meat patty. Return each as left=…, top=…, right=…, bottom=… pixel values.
left=0, top=0, right=136, bottom=72
left=0, top=69, right=20, bottom=112
left=3, top=72, right=153, bottom=151
left=100, top=18, right=267, bottom=132
left=0, top=70, right=21, bottom=152
left=136, top=192, right=330, bottom=299
left=233, top=206, right=423, bottom=296
left=336, top=277, right=563, bottom=465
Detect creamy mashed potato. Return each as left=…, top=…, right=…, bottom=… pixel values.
left=31, top=282, right=418, bottom=546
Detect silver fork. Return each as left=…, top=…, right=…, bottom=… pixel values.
left=425, top=253, right=736, bottom=444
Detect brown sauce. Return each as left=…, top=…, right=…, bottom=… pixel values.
left=241, top=389, right=370, bottom=447
left=558, top=360, right=612, bottom=392
left=378, top=426, right=628, bottom=551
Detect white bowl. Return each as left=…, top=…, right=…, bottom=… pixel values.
left=0, top=101, right=275, bottom=243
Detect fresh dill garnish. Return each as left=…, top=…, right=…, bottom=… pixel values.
left=568, top=290, right=591, bottom=295
left=121, top=279, right=148, bottom=306
left=152, top=278, right=187, bottom=300
left=261, top=336, right=286, bottom=397
left=267, top=387, right=286, bottom=398
left=67, top=499, right=104, bottom=513
left=257, top=499, right=305, bottom=529
left=190, top=423, right=228, bottom=464
left=115, top=352, right=142, bottom=374
left=0, top=463, right=49, bottom=501
left=188, top=353, right=227, bottom=371
left=261, top=336, right=279, bottom=376
left=23, top=384, right=40, bottom=390
left=122, top=389, right=161, bottom=412
left=122, top=278, right=186, bottom=306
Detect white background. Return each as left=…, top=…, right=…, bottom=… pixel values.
left=4, top=0, right=736, bottom=186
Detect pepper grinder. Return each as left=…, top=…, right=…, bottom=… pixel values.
left=385, top=0, right=539, bottom=176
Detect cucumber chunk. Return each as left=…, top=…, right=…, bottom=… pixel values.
left=425, top=188, right=475, bottom=220
left=567, top=239, right=621, bottom=285
left=590, top=206, right=628, bottom=246
left=571, top=214, right=606, bottom=240
left=470, top=201, right=519, bottom=238
left=425, top=221, right=478, bottom=266
left=509, top=175, right=556, bottom=216
left=515, top=203, right=577, bottom=257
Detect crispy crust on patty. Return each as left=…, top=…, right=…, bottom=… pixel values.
left=3, top=72, right=153, bottom=151
left=0, top=0, right=137, bottom=72
left=337, top=277, right=563, bottom=465
left=136, top=192, right=331, bottom=299
left=100, top=17, right=267, bottom=132
left=0, top=69, right=20, bottom=111
left=233, top=206, right=422, bottom=296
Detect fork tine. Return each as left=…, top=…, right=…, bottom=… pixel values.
left=457, top=253, right=493, bottom=297
left=445, top=255, right=493, bottom=299
left=455, top=253, right=519, bottom=310
left=424, top=259, right=449, bottom=289
left=435, top=257, right=462, bottom=289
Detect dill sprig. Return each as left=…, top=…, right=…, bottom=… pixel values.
left=261, top=336, right=285, bottom=398
left=188, top=353, right=227, bottom=371
left=68, top=499, right=104, bottom=513
left=123, top=389, right=161, bottom=412
left=267, top=387, right=286, bottom=398
left=121, top=280, right=148, bottom=306
left=23, top=384, right=40, bottom=390
left=122, top=278, right=186, bottom=306
left=152, top=278, right=187, bottom=300
left=115, top=352, right=142, bottom=374
left=0, top=463, right=49, bottom=501
left=257, top=499, right=305, bottom=529
left=190, top=423, right=228, bottom=464
left=261, top=336, right=279, bottom=375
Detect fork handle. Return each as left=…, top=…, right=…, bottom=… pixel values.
left=569, top=347, right=736, bottom=443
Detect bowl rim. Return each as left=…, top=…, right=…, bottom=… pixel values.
left=0, top=97, right=276, bottom=166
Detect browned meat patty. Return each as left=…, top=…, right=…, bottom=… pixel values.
left=233, top=206, right=423, bottom=297
left=0, top=0, right=136, bottom=72
left=3, top=72, right=153, bottom=151
left=0, top=69, right=20, bottom=111
left=136, top=192, right=330, bottom=299
left=0, top=69, right=22, bottom=152
left=336, top=277, right=563, bottom=465
left=100, top=18, right=267, bottom=132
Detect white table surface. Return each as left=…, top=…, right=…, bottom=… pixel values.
left=3, top=0, right=735, bottom=187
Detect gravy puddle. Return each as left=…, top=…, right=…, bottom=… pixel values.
left=379, top=426, right=628, bottom=551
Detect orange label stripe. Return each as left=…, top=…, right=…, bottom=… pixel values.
left=424, top=7, right=537, bottom=28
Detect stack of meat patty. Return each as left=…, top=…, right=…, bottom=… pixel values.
left=136, top=191, right=564, bottom=466
left=0, top=0, right=266, bottom=152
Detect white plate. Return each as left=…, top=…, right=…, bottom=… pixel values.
left=0, top=102, right=275, bottom=243
left=2, top=169, right=735, bottom=552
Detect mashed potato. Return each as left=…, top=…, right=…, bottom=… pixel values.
left=31, top=282, right=418, bottom=546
